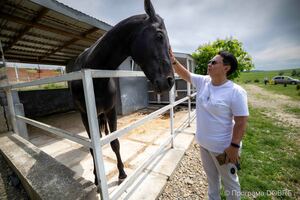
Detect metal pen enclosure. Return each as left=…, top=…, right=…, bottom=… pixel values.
left=0, top=69, right=196, bottom=199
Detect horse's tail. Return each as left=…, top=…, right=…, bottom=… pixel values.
left=99, top=113, right=109, bottom=135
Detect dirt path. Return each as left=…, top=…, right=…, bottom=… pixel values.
left=243, top=84, right=300, bottom=128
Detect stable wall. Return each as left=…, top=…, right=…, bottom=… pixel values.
left=117, top=58, right=148, bottom=115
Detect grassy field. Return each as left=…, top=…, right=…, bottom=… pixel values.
left=220, top=69, right=300, bottom=199
left=238, top=106, right=300, bottom=200
left=17, top=82, right=68, bottom=91
left=237, top=68, right=300, bottom=84
left=236, top=68, right=300, bottom=101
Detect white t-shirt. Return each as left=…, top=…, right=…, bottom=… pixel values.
left=191, top=74, right=249, bottom=153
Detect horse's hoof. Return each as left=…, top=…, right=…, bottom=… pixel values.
left=118, top=177, right=126, bottom=185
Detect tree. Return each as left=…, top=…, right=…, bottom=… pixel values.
left=278, top=71, right=284, bottom=76
left=192, top=38, right=254, bottom=79
left=291, top=69, right=297, bottom=76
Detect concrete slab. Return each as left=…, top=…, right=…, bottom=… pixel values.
left=125, top=172, right=168, bottom=200
left=127, top=130, right=162, bottom=144
left=181, top=124, right=196, bottom=134
left=129, top=145, right=160, bottom=168
left=0, top=132, right=97, bottom=200
left=146, top=148, right=185, bottom=177
left=174, top=132, right=195, bottom=150
left=102, top=139, right=147, bottom=162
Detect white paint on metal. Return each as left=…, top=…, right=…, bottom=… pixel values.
left=187, top=58, right=191, bottom=127
left=92, top=70, right=145, bottom=78
left=16, top=115, right=92, bottom=148
left=0, top=71, right=82, bottom=89
left=100, top=104, right=173, bottom=146
left=169, top=85, right=175, bottom=148
left=82, top=69, right=109, bottom=199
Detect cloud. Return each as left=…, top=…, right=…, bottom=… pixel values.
left=57, top=0, right=300, bottom=70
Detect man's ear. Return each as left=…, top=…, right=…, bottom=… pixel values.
left=224, top=65, right=231, bottom=74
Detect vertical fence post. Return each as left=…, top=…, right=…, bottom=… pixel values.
left=5, top=88, right=19, bottom=134
left=169, top=85, right=175, bottom=148
left=187, top=59, right=191, bottom=127
left=82, top=69, right=109, bottom=200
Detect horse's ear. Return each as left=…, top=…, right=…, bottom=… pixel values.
left=144, top=0, right=158, bottom=22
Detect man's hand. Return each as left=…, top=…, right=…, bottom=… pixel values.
left=224, top=145, right=239, bottom=164
left=169, top=47, right=176, bottom=64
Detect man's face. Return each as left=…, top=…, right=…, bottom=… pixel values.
left=207, top=55, right=230, bottom=77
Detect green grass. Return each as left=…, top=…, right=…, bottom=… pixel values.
left=237, top=107, right=300, bottom=200
left=17, top=82, right=68, bottom=91
left=237, top=68, right=300, bottom=84
left=236, top=69, right=300, bottom=101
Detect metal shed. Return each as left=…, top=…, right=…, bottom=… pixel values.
left=0, top=0, right=150, bottom=132
left=0, top=0, right=111, bottom=65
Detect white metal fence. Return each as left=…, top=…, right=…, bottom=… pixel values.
left=0, top=69, right=196, bottom=200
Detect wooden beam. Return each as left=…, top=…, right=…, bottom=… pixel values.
left=39, top=27, right=100, bottom=61
left=3, top=7, right=49, bottom=52
left=1, top=25, right=100, bottom=45
left=0, top=34, right=86, bottom=52
left=0, top=12, right=95, bottom=43
left=5, top=55, right=67, bottom=66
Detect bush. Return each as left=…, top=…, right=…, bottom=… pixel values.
left=244, top=80, right=252, bottom=84
left=296, top=85, right=300, bottom=90
left=254, top=79, right=259, bottom=83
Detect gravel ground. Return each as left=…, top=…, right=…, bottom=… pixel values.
left=0, top=153, right=28, bottom=200
left=159, top=141, right=208, bottom=200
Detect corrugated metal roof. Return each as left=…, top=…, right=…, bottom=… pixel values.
left=0, top=0, right=112, bottom=66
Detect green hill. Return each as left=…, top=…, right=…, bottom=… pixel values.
left=237, top=68, right=300, bottom=83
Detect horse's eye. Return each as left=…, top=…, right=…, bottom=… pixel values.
left=156, top=33, right=164, bottom=40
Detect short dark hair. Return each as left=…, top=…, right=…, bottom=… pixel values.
left=218, top=51, right=238, bottom=76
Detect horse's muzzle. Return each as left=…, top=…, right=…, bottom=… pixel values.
left=154, top=76, right=174, bottom=93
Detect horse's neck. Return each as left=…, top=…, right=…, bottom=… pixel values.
left=86, top=15, right=145, bottom=70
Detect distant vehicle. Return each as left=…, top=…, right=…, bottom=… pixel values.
left=271, top=76, right=300, bottom=85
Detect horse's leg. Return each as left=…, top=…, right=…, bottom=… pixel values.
left=80, top=112, right=100, bottom=185
left=106, top=107, right=127, bottom=183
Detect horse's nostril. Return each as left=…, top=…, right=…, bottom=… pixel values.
left=167, top=77, right=174, bottom=88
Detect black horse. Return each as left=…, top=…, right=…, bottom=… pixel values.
left=66, top=0, right=174, bottom=185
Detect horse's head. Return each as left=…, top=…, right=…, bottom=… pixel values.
left=130, top=0, right=174, bottom=94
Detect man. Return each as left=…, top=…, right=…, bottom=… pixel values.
left=170, top=49, right=249, bottom=200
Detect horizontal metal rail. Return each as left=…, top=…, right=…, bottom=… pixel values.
left=0, top=69, right=147, bottom=90
left=1, top=71, right=82, bottom=89
left=148, top=89, right=196, bottom=93
left=92, top=70, right=145, bottom=78
left=174, top=110, right=196, bottom=134
left=100, top=104, right=173, bottom=146
left=100, top=92, right=196, bottom=146
left=16, top=115, right=92, bottom=148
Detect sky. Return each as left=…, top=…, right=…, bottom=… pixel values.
left=53, top=0, right=300, bottom=71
